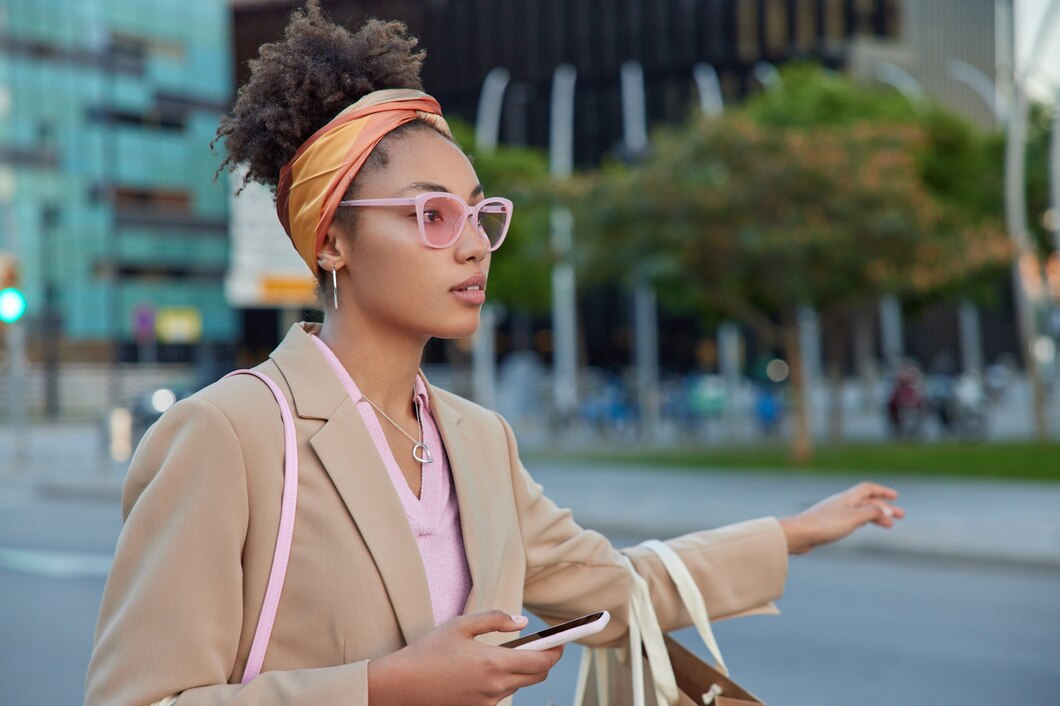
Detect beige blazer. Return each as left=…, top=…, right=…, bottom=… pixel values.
left=85, top=322, right=788, bottom=706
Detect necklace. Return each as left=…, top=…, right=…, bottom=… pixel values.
left=363, top=393, right=435, bottom=464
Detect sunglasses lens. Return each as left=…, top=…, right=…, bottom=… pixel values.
left=421, top=196, right=466, bottom=246
left=477, top=201, right=510, bottom=248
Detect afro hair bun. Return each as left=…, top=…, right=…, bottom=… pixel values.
left=216, top=0, right=425, bottom=190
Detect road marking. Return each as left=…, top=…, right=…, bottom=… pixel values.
left=0, top=547, right=112, bottom=579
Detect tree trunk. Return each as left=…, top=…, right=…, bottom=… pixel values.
left=782, top=322, right=813, bottom=464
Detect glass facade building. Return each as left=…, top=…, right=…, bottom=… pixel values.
left=0, top=0, right=233, bottom=360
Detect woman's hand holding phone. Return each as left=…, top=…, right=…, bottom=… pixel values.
left=366, top=610, right=563, bottom=706
left=501, top=610, right=610, bottom=651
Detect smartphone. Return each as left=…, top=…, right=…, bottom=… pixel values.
left=500, top=611, right=611, bottom=651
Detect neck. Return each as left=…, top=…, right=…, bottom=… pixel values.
left=318, top=312, right=427, bottom=419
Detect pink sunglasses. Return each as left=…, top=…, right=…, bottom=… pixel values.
left=338, top=191, right=513, bottom=251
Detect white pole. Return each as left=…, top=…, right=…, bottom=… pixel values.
left=549, top=65, right=578, bottom=422
left=946, top=58, right=1008, bottom=123
left=620, top=61, right=648, bottom=154
left=692, top=63, right=724, bottom=118
left=474, top=67, right=510, bottom=153
left=752, top=61, right=783, bottom=91
left=621, top=61, right=659, bottom=441
left=797, top=305, right=821, bottom=384
left=873, top=61, right=927, bottom=111
left=471, top=68, right=510, bottom=409
left=958, top=300, right=984, bottom=373
left=880, top=295, right=904, bottom=376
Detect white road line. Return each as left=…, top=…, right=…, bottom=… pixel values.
left=0, top=547, right=112, bottom=579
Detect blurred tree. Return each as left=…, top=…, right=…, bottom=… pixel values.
left=572, top=66, right=1011, bottom=462
left=446, top=119, right=554, bottom=321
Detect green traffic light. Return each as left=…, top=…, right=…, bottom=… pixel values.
left=0, top=287, right=26, bottom=323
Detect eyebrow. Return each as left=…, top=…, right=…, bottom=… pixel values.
left=400, top=181, right=485, bottom=199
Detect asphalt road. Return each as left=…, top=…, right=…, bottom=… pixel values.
left=1, top=491, right=1058, bottom=706
left=515, top=533, right=1060, bottom=706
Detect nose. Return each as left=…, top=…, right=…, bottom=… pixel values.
left=453, top=213, right=489, bottom=263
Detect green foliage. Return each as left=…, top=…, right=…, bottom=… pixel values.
left=446, top=119, right=554, bottom=314
left=745, top=63, right=918, bottom=127
left=1025, top=103, right=1056, bottom=256
left=571, top=65, right=1013, bottom=341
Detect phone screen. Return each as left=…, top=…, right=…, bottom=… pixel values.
left=500, top=611, right=606, bottom=649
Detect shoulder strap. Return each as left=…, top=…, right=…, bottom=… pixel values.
left=223, top=369, right=300, bottom=685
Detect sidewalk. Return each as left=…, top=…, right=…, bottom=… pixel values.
left=4, top=422, right=1059, bottom=568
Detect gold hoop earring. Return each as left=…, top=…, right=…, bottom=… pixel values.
left=332, top=266, right=339, bottom=310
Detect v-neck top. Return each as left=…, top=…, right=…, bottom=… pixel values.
left=309, top=334, right=472, bottom=625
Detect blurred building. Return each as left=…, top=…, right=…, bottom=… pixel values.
left=232, top=0, right=900, bottom=167
left=229, top=0, right=903, bottom=365
left=849, top=0, right=1002, bottom=130
left=0, top=0, right=235, bottom=367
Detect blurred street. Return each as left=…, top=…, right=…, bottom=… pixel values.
left=1, top=424, right=1059, bottom=705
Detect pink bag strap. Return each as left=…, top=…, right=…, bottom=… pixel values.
left=223, top=369, right=300, bottom=684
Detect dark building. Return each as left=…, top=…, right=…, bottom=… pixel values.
left=233, top=0, right=899, bottom=166
left=230, top=0, right=912, bottom=373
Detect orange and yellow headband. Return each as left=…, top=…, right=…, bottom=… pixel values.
left=275, top=89, right=452, bottom=275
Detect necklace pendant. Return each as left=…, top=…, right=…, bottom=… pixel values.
left=413, top=442, right=434, bottom=464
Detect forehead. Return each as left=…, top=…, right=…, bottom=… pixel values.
left=367, top=129, right=479, bottom=196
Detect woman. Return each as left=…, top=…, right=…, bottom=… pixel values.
left=85, top=4, right=903, bottom=705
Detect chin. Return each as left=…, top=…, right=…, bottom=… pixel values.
left=431, top=312, right=481, bottom=340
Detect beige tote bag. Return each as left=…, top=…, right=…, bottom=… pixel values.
left=574, top=540, right=765, bottom=706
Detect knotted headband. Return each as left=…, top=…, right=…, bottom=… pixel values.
left=275, top=88, right=452, bottom=275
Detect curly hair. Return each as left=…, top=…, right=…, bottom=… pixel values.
left=215, top=1, right=451, bottom=299
left=216, top=1, right=428, bottom=190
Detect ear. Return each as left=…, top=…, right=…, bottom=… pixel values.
left=316, top=228, right=347, bottom=273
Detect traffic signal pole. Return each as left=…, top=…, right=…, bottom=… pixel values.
left=4, top=319, right=28, bottom=464
left=0, top=173, right=29, bottom=465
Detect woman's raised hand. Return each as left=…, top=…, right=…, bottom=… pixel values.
left=778, top=481, right=905, bottom=555
left=367, top=610, right=563, bottom=706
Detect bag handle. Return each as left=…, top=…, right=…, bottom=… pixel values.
left=621, top=553, right=681, bottom=706
left=639, top=539, right=729, bottom=676
left=223, top=370, right=300, bottom=685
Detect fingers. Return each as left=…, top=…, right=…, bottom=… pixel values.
left=860, top=499, right=905, bottom=528
left=854, top=481, right=899, bottom=501
left=499, top=645, right=564, bottom=675
left=457, top=610, right=529, bottom=637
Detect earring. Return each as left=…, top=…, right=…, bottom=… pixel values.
left=331, top=266, right=339, bottom=310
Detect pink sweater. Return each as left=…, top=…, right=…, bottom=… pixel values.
left=310, top=334, right=472, bottom=625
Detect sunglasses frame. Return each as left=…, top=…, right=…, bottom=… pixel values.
left=338, top=191, right=513, bottom=251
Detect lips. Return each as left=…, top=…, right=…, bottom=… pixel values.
left=451, top=274, right=486, bottom=293
left=450, top=273, right=487, bottom=306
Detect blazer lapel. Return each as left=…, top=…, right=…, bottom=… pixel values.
left=310, top=398, right=436, bottom=645
left=269, top=323, right=435, bottom=645
left=428, top=388, right=507, bottom=615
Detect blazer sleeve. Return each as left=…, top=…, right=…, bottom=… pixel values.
left=498, top=413, right=789, bottom=648
left=84, top=396, right=370, bottom=706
